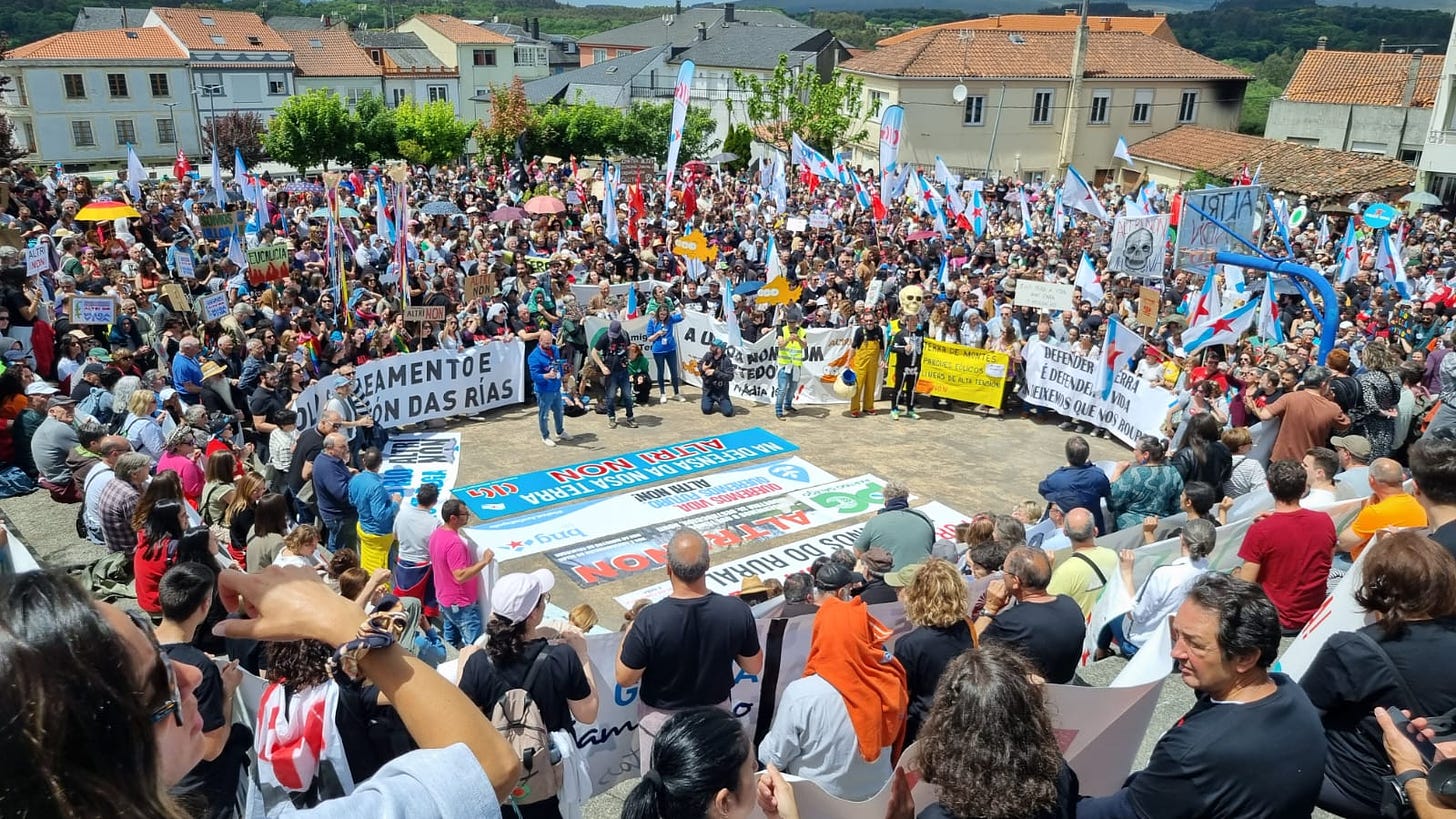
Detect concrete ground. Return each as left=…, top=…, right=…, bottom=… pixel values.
left=0, top=393, right=1335, bottom=818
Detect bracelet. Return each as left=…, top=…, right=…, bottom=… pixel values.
left=328, top=596, right=408, bottom=684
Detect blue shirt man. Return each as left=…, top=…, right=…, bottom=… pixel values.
left=170, top=336, right=206, bottom=405
left=528, top=330, right=569, bottom=445
left=1037, top=436, right=1112, bottom=534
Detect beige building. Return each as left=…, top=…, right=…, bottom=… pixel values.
left=396, top=14, right=540, bottom=121
left=840, top=27, right=1250, bottom=183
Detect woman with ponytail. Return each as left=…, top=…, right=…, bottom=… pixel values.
left=622, top=707, right=788, bottom=819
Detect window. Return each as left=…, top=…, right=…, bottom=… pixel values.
left=592, top=48, right=606, bottom=63
left=963, top=94, right=984, bottom=126
left=869, top=89, right=887, bottom=107
left=63, top=74, right=86, bottom=99
left=1131, top=88, right=1153, bottom=124
left=308, top=38, right=323, bottom=48
left=22, top=122, right=36, bottom=153
left=107, top=73, right=128, bottom=98
left=267, top=73, right=288, bottom=95
left=368, top=49, right=382, bottom=65
left=427, top=84, right=448, bottom=102
left=1400, top=148, right=1421, bottom=164
left=115, top=119, right=136, bottom=145
left=1351, top=140, right=1387, bottom=154
left=391, top=88, right=407, bottom=106
left=71, top=120, right=95, bottom=147
left=474, top=87, right=488, bottom=99
left=344, top=88, right=366, bottom=106
left=473, top=49, right=496, bottom=66
left=1178, top=90, right=1198, bottom=123
left=1089, top=89, right=1110, bottom=125
left=1031, top=89, right=1054, bottom=125
left=150, top=73, right=169, bottom=96
left=199, top=73, right=224, bottom=95
left=199, top=15, right=215, bottom=25
left=210, top=36, right=226, bottom=46
left=156, top=118, right=176, bottom=144
left=248, top=36, right=263, bottom=46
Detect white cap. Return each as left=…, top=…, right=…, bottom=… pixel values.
left=158, top=387, right=177, bottom=401
left=491, top=569, right=556, bottom=625
left=24, top=381, right=59, bottom=396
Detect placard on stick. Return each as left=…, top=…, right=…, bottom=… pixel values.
left=1137, top=287, right=1161, bottom=328
left=72, top=296, right=117, bottom=326
left=197, top=291, right=230, bottom=322
left=245, top=244, right=290, bottom=286
left=162, top=283, right=190, bottom=312
left=403, top=305, right=446, bottom=322
left=464, top=273, right=493, bottom=302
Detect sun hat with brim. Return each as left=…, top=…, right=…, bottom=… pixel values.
left=200, top=360, right=228, bottom=380
left=739, top=575, right=772, bottom=597
left=884, top=563, right=924, bottom=588
left=25, top=381, right=59, bottom=396
left=87, top=347, right=112, bottom=362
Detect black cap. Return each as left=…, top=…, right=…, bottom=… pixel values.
left=813, top=562, right=864, bottom=592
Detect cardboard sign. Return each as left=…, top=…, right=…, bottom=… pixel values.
left=1137, top=286, right=1160, bottom=327
left=245, top=243, right=290, bottom=286
left=1108, top=213, right=1171, bottom=281
left=25, top=246, right=51, bottom=276
left=785, top=216, right=808, bottom=233
left=161, top=283, right=190, bottom=312
left=72, top=296, right=117, bottom=325
left=197, top=291, right=230, bottom=322
left=198, top=211, right=239, bottom=243
left=1012, top=280, right=1075, bottom=312
left=464, top=273, right=493, bottom=302
left=403, top=305, right=446, bottom=322
left=809, top=212, right=830, bottom=229
left=616, top=157, right=657, bottom=183
left=672, top=234, right=718, bottom=263
left=755, top=276, right=802, bottom=306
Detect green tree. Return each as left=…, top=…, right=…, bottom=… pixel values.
left=734, top=55, right=877, bottom=156
left=339, top=92, right=398, bottom=167
left=261, top=89, right=352, bottom=173
left=529, top=98, right=625, bottom=159
left=393, top=98, right=473, bottom=168
left=203, top=111, right=268, bottom=167
left=620, top=101, right=718, bottom=163
left=476, top=77, right=534, bottom=163
left=721, top=124, right=752, bottom=174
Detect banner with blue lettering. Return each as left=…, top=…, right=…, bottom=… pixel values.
left=455, top=428, right=798, bottom=522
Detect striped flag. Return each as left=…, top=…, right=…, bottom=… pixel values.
left=1113, top=136, right=1135, bottom=168
left=1098, top=315, right=1144, bottom=399
left=1257, top=275, right=1285, bottom=344
left=125, top=144, right=145, bottom=202
left=1076, top=252, right=1103, bottom=303
left=1019, top=189, right=1034, bottom=239
left=1338, top=223, right=1360, bottom=282
left=1183, top=299, right=1258, bottom=355
left=1059, top=166, right=1108, bottom=221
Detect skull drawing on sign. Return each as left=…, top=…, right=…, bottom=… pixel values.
left=1121, top=227, right=1155, bottom=277
left=899, top=284, right=925, bottom=319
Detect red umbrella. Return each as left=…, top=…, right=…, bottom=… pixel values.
left=906, top=229, right=937, bottom=241
left=524, top=195, right=565, bottom=215
left=489, top=205, right=528, bottom=222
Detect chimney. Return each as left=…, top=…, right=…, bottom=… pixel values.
left=1402, top=50, right=1425, bottom=106
left=1380, top=37, right=1388, bottom=52
left=1316, top=35, right=1327, bottom=50
left=1101, top=16, right=1112, bottom=31
left=696, top=21, right=708, bottom=40
left=724, top=2, right=736, bottom=23
left=322, top=12, right=331, bottom=27
left=675, top=0, right=681, bottom=15
left=531, top=17, right=540, bottom=40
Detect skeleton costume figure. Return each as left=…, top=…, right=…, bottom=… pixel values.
left=890, top=284, right=926, bottom=420
left=1116, top=227, right=1156, bottom=279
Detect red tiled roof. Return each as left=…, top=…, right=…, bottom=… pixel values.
left=1284, top=49, right=1444, bottom=108
left=5, top=28, right=186, bottom=61
left=843, top=30, right=1249, bottom=81
left=150, top=8, right=292, bottom=52
left=877, top=13, right=1176, bottom=48
left=406, top=14, right=513, bottom=45
left=276, top=29, right=380, bottom=76
left=1129, top=125, right=1415, bottom=198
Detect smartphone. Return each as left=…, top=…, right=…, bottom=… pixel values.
left=1388, top=707, right=1441, bottom=764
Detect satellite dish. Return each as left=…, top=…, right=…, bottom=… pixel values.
left=952, top=84, right=968, bottom=103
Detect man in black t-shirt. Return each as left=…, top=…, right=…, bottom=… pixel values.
left=974, top=547, right=1085, bottom=684
left=590, top=320, right=637, bottom=428
left=285, top=409, right=340, bottom=524
left=617, top=528, right=762, bottom=771
left=155, top=564, right=252, bottom=819
left=1410, top=436, right=1456, bottom=561
left=1077, top=574, right=1326, bottom=819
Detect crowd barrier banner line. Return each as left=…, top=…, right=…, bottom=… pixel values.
left=570, top=278, right=673, bottom=306
left=294, top=342, right=525, bottom=430
left=651, top=311, right=857, bottom=405
left=1273, top=544, right=1373, bottom=681
left=549, top=474, right=889, bottom=587
left=919, top=339, right=1010, bottom=407
left=455, top=428, right=798, bottom=522
left=615, top=500, right=970, bottom=608
left=1020, top=340, right=1173, bottom=446
left=376, top=433, right=461, bottom=502
left=469, top=458, right=836, bottom=562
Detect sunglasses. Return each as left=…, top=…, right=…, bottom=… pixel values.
left=126, top=610, right=182, bottom=727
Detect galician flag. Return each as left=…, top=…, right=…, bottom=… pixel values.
left=602, top=161, right=620, bottom=244
left=1338, top=223, right=1361, bottom=283
left=1183, top=299, right=1258, bottom=355
left=1374, top=228, right=1408, bottom=295
left=1316, top=215, right=1330, bottom=248
left=209, top=146, right=226, bottom=208
left=1053, top=188, right=1068, bottom=237
left=1076, top=252, right=1103, bottom=303
left=968, top=187, right=987, bottom=239
left=1257, top=275, right=1285, bottom=344
left=765, top=233, right=784, bottom=280
left=937, top=253, right=950, bottom=290
left=1098, top=315, right=1144, bottom=399
left=236, top=148, right=256, bottom=200
left=1060, top=166, right=1109, bottom=221
left=1186, top=271, right=1222, bottom=332
left=1113, top=136, right=1135, bottom=168
left=125, top=144, right=145, bottom=202
left=1019, top=190, right=1034, bottom=239
left=720, top=273, right=741, bottom=349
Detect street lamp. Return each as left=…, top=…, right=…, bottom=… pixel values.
left=161, top=101, right=180, bottom=161
left=193, top=83, right=223, bottom=159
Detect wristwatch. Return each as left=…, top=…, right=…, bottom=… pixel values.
left=1392, top=769, right=1427, bottom=805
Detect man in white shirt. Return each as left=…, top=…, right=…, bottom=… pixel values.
left=393, top=482, right=443, bottom=599
left=1300, top=447, right=1340, bottom=509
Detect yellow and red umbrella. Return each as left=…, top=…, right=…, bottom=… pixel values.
left=75, top=200, right=142, bottom=221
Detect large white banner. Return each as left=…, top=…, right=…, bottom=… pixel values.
left=294, top=342, right=524, bottom=429
left=1020, top=340, right=1173, bottom=445
left=615, top=500, right=969, bottom=608
left=469, top=458, right=838, bottom=562
left=376, top=433, right=461, bottom=502
left=673, top=310, right=855, bottom=405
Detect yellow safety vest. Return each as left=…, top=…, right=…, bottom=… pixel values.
left=778, top=327, right=806, bottom=368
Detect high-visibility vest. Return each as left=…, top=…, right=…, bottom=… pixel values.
left=778, top=327, right=806, bottom=368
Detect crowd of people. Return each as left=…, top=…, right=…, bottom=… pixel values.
left=3, top=148, right=1456, bottom=819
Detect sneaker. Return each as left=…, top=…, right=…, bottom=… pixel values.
left=850, top=411, right=861, bottom=418
left=786, top=407, right=799, bottom=415
left=556, top=432, right=571, bottom=442
left=608, top=417, right=618, bottom=429
left=671, top=394, right=687, bottom=402
left=777, top=414, right=786, bottom=421
left=1058, top=420, right=1076, bottom=431
left=623, top=417, right=638, bottom=428
left=890, top=409, right=900, bottom=420
left=659, top=394, right=668, bottom=404
left=865, top=409, right=877, bottom=416
left=542, top=437, right=556, bottom=447
left=907, top=410, right=920, bottom=420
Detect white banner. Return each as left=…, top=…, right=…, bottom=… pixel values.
left=294, top=343, right=524, bottom=429
left=376, top=432, right=461, bottom=502
left=1020, top=340, right=1173, bottom=445
left=470, top=457, right=837, bottom=562
left=671, top=310, right=855, bottom=405
left=1108, top=213, right=1171, bottom=281
left=570, top=278, right=673, bottom=310
left=1013, top=280, right=1076, bottom=312
left=616, top=500, right=969, bottom=608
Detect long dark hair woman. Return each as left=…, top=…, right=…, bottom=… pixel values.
left=1171, top=412, right=1233, bottom=501
left=134, top=499, right=188, bottom=617
left=174, top=525, right=230, bottom=654
left=621, top=707, right=763, bottom=819
left=0, top=567, right=522, bottom=816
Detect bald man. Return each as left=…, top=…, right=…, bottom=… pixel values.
left=313, top=432, right=359, bottom=552
left=171, top=335, right=206, bottom=404
left=616, top=528, right=763, bottom=771
left=977, top=546, right=1087, bottom=684
left=528, top=329, right=570, bottom=446
left=1047, top=507, right=1119, bottom=616
left=1339, top=458, right=1427, bottom=560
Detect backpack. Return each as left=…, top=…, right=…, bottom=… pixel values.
left=490, top=649, right=562, bottom=806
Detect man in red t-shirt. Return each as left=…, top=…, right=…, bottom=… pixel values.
left=1236, top=460, right=1337, bottom=633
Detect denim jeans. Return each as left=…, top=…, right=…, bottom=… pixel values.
left=536, top=390, right=564, bottom=438
left=440, top=603, right=483, bottom=649
left=775, top=368, right=798, bottom=416
left=321, top=514, right=358, bottom=554
left=605, top=370, right=633, bottom=420
left=653, top=349, right=681, bottom=395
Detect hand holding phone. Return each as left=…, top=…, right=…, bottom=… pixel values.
left=1388, top=707, right=1441, bottom=764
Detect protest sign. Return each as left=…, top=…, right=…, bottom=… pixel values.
left=550, top=473, right=889, bottom=587
left=616, top=500, right=969, bottom=607
left=403, top=305, right=446, bottom=322
left=377, top=432, right=462, bottom=501
left=456, top=428, right=798, bottom=522
left=25, top=245, right=51, bottom=276
left=474, top=458, right=840, bottom=562
left=161, top=283, right=190, bottom=313
left=1013, top=280, right=1075, bottom=312
left=1136, top=286, right=1160, bottom=327
left=1108, top=213, right=1171, bottom=281
left=755, top=276, right=801, bottom=306
left=919, top=339, right=1009, bottom=407
left=672, top=234, right=717, bottom=263
left=245, top=243, right=289, bottom=285
left=786, top=216, right=808, bottom=233
left=1176, top=184, right=1264, bottom=272
left=669, top=311, right=855, bottom=405
left=809, top=212, right=830, bottom=229
left=198, top=211, right=237, bottom=243
left=1020, top=340, right=1172, bottom=446
left=175, top=251, right=195, bottom=279
left=616, top=156, right=656, bottom=182
left=464, top=272, right=492, bottom=302
left=197, top=291, right=230, bottom=322
left=71, top=296, right=116, bottom=325
left=294, top=342, right=524, bottom=431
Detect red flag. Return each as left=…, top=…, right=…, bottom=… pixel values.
left=1234, top=164, right=1252, bottom=186
left=871, top=192, right=887, bottom=222
left=682, top=180, right=697, bottom=221
left=173, top=149, right=192, bottom=181
left=627, top=178, right=646, bottom=245
left=349, top=171, right=366, bottom=196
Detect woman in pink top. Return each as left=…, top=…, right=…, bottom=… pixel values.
left=156, top=427, right=205, bottom=508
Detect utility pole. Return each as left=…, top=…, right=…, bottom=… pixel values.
left=1056, top=0, right=1089, bottom=177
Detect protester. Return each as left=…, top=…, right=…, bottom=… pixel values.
left=1097, top=517, right=1215, bottom=660
left=348, top=447, right=402, bottom=573
left=621, top=707, right=766, bottom=819
left=590, top=319, right=637, bottom=429
left=529, top=329, right=571, bottom=447
left=975, top=547, right=1085, bottom=684
left=1108, top=436, right=1184, bottom=532
left=1338, top=458, right=1429, bottom=560
left=429, top=498, right=493, bottom=649
left=891, top=558, right=973, bottom=746
left=1410, top=434, right=1456, bottom=558
left=853, top=481, right=935, bottom=570
left=393, top=481, right=441, bottom=609
left=313, top=432, right=357, bottom=553
left=1246, top=365, right=1351, bottom=463
left=1038, top=436, right=1112, bottom=534
left=774, top=306, right=807, bottom=420
left=646, top=303, right=687, bottom=404
left=1047, top=507, right=1117, bottom=616
left=1333, top=434, right=1375, bottom=499
left=699, top=339, right=736, bottom=418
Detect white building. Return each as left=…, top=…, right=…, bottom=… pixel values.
left=275, top=28, right=382, bottom=109
left=353, top=32, right=462, bottom=114
left=396, top=14, right=539, bottom=122
left=1420, top=17, right=1456, bottom=204
left=145, top=8, right=296, bottom=132
left=0, top=27, right=196, bottom=170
